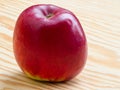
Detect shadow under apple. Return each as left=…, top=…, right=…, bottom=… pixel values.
left=2, top=71, right=83, bottom=90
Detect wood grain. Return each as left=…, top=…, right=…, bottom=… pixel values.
left=0, top=0, right=120, bottom=90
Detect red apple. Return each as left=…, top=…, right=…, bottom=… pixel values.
left=13, top=4, right=87, bottom=82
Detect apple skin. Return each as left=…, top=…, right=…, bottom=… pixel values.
left=13, top=4, right=87, bottom=82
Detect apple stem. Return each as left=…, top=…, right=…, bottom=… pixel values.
left=46, top=13, right=53, bottom=18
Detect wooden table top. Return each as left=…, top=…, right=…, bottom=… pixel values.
left=0, top=0, right=120, bottom=90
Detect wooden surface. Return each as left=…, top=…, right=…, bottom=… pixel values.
left=0, top=0, right=120, bottom=90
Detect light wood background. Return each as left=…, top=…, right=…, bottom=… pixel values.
left=0, top=0, right=120, bottom=90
